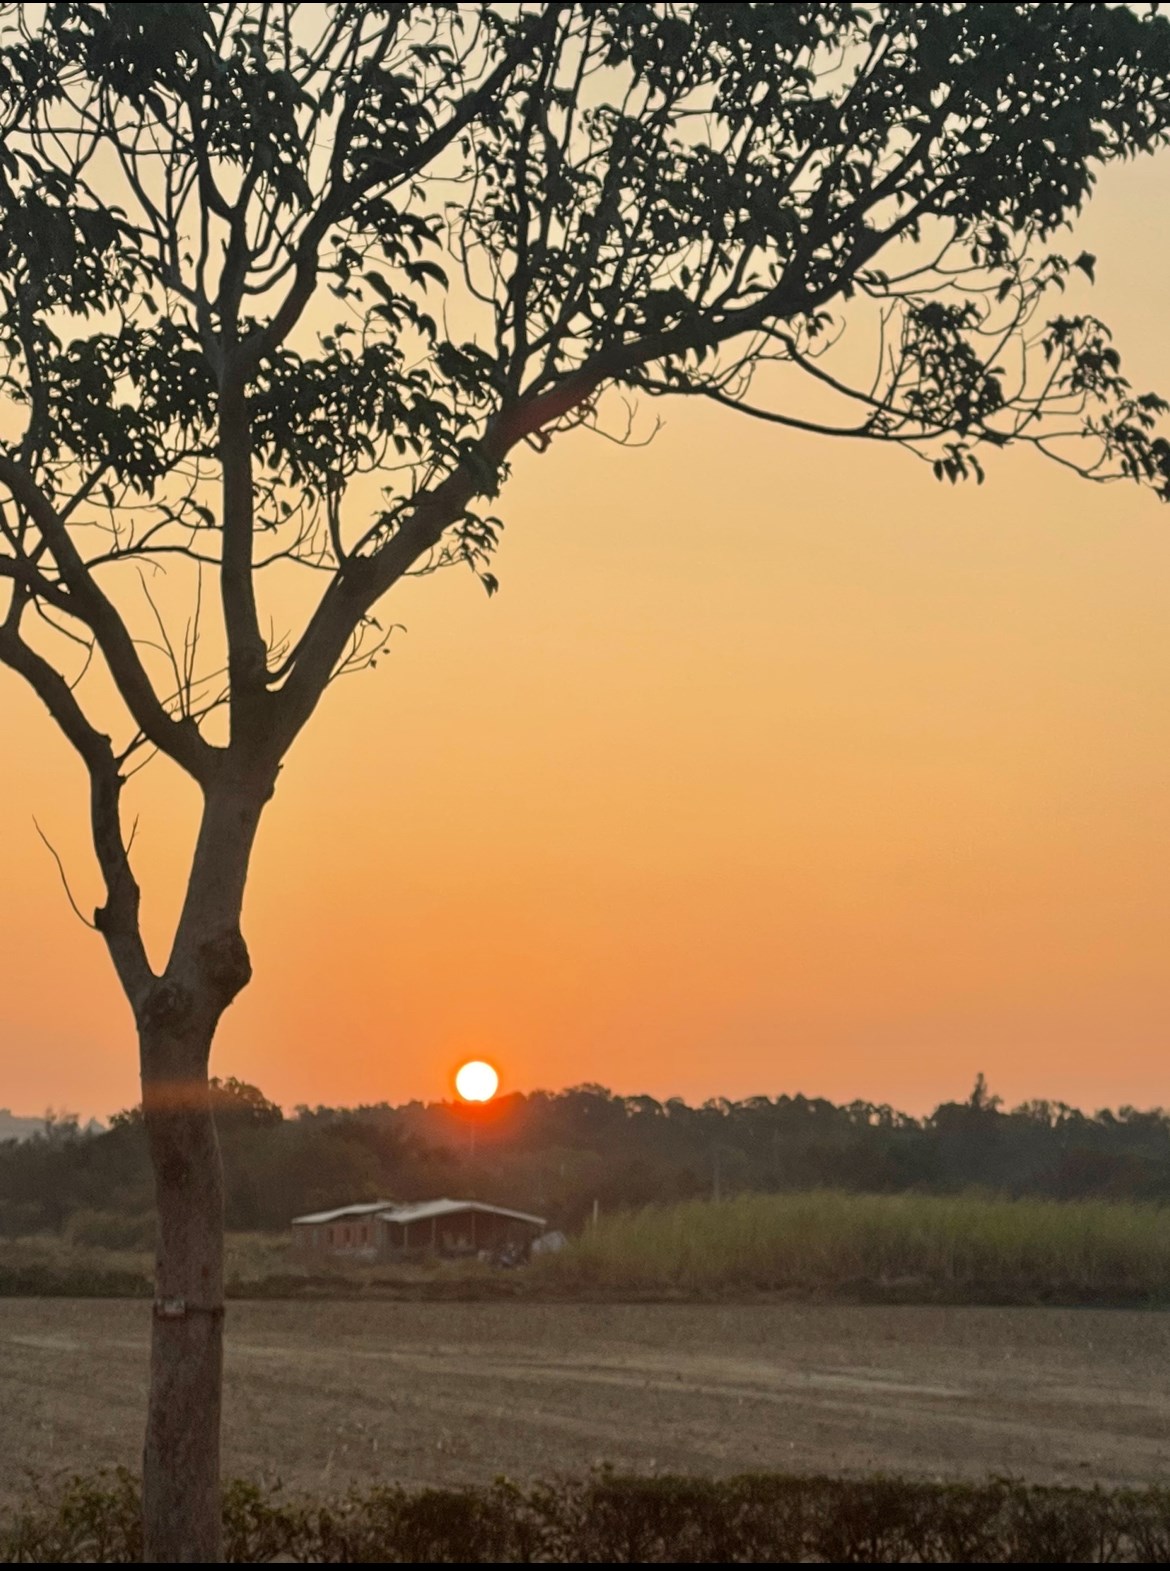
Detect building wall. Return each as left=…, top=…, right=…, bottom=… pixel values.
left=294, top=1209, right=542, bottom=1260
left=292, top=1216, right=378, bottom=1259
left=384, top=1210, right=539, bottom=1257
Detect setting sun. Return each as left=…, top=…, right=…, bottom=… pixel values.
left=455, top=1060, right=500, bottom=1103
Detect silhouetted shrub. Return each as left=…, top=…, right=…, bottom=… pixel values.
left=0, top=1469, right=141, bottom=1564
left=4, top=1470, right=1170, bottom=1563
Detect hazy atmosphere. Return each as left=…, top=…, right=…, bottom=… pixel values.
left=4, top=160, right=1169, bottom=1121
left=6, top=7, right=1170, bottom=1562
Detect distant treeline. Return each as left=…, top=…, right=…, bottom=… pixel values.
left=4, top=1074, right=1170, bottom=1241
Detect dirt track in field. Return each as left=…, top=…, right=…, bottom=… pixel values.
left=2, top=1299, right=1169, bottom=1497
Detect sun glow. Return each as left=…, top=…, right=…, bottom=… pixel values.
left=455, top=1060, right=500, bottom=1103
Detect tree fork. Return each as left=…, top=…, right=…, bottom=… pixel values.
left=136, top=780, right=264, bottom=1562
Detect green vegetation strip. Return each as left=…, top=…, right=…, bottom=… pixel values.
left=543, top=1191, right=1170, bottom=1301
left=7, top=1190, right=1170, bottom=1304
left=4, top=1470, right=1170, bottom=1563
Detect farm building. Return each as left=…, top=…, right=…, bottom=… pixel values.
left=289, top=1200, right=395, bottom=1260
left=291, top=1198, right=547, bottom=1261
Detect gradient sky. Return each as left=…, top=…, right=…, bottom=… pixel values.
left=3, top=155, right=1169, bottom=1122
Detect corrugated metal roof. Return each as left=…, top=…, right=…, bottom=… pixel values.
left=376, top=1198, right=547, bottom=1228
left=290, top=1200, right=397, bottom=1225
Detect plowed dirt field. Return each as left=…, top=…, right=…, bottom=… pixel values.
left=3, top=1299, right=1168, bottom=1496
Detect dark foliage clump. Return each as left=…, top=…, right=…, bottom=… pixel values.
left=4, top=1468, right=1170, bottom=1564
left=7, top=1075, right=1170, bottom=1243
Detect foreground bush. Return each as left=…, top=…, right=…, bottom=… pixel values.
left=4, top=1470, right=1170, bottom=1563
left=540, top=1191, right=1170, bottom=1301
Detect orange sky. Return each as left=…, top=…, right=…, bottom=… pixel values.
left=3, top=157, right=1170, bottom=1122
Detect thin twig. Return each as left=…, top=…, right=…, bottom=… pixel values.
left=32, top=817, right=97, bottom=931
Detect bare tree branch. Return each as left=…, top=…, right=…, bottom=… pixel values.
left=32, top=816, right=97, bottom=931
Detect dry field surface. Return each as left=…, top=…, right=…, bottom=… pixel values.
left=2, top=1299, right=1169, bottom=1500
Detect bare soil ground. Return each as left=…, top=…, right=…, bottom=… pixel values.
left=2, top=1299, right=1169, bottom=1500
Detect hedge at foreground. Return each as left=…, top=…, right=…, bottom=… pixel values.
left=4, top=1470, right=1170, bottom=1563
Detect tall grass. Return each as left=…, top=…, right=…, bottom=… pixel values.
left=538, top=1191, right=1170, bottom=1300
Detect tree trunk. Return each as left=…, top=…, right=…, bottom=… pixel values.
left=133, top=777, right=268, bottom=1561
left=141, top=1021, right=225, bottom=1563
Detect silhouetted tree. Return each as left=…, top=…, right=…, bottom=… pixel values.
left=110, top=1076, right=283, bottom=1131
left=11, top=1076, right=1170, bottom=1240
left=2, top=3, right=1170, bottom=1557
